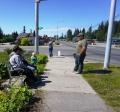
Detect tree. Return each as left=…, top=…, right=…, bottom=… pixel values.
left=95, top=21, right=107, bottom=41
left=33, top=30, right=35, bottom=37
left=67, top=29, right=73, bottom=41
left=59, top=33, right=64, bottom=39
left=23, top=26, right=26, bottom=33
left=117, top=21, right=120, bottom=36
left=0, top=27, right=3, bottom=40
left=73, top=28, right=79, bottom=37
left=86, top=26, right=92, bottom=39
left=82, top=28, right=86, bottom=34
left=12, top=31, right=18, bottom=41
left=20, top=37, right=30, bottom=46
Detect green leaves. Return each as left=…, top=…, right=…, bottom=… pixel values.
left=37, top=64, right=45, bottom=74
left=20, top=37, right=30, bottom=46
left=37, top=54, right=48, bottom=64
left=0, top=86, right=32, bottom=112
left=0, top=63, right=8, bottom=79
left=36, top=54, right=48, bottom=75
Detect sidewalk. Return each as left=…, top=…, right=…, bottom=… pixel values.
left=34, top=57, right=114, bottom=112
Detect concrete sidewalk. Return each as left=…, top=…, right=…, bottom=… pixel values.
left=36, top=57, right=113, bottom=112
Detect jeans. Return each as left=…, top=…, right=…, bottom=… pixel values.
left=49, top=48, right=53, bottom=57
left=74, top=54, right=86, bottom=73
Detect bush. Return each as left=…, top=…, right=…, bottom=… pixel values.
left=0, top=52, right=9, bottom=63
left=37, top=64, right=45, bottom=74
left=37, top=54, right=48, bottom=64
left=0, top=63, right=8, bottom=79
left=0, top=86, right=32, bottom=112
left=20, top=37, right=30, bottom=46
left=4, top=48, right=12, bottom=55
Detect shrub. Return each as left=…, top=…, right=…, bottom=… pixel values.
left=0, top=86, right=32, bottom=112
left=20, top=37, right=30, bottom=46
left=4, top=48, right=12, bottom=55
left=0, top=63, right=8, bottom=79
left=37, top=64, right=45, bottom=75
left=0, top=52, right=9, bottom=63
left=37, top=54, right=48, bottom=64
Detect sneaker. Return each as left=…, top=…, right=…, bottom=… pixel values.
left=77, top=72, right=83, bottom=74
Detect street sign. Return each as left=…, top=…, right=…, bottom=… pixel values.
left=39, top=27, right=43, bottom=30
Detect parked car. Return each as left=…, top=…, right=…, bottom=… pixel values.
left=87, top=39, right=96, bottom=45
left=112, top=39, right=120, bottom=45
left=55, top=40, right=60, bottom=45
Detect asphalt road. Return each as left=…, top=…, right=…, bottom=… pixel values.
left=0, top=42, right=120, bottom=66
left=60, top=41, right=120, bottom=66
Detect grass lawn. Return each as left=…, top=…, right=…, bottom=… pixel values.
left=83, top=63, right=120, bottom=112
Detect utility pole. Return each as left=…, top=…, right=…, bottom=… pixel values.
left=57, top=24, right=58, bottom=40
left=35, top=0, right=40, bottom=53
left=103, top=0, right=117, bottom=69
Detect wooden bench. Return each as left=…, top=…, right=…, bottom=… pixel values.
left=6, top=62, right=26, bottom=86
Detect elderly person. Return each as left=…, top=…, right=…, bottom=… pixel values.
left=74, top=33, right=88, bottom=74
left=9, top=46, right=37, bottom=83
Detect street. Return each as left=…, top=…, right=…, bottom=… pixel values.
left=0, top=42, right=120, bottom=66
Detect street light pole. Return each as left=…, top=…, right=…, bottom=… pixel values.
left=35, top=0, right=40, bottom=53
left=103, top=0, right=117, bottom=69
left=57, top=24, right=58, bottom=39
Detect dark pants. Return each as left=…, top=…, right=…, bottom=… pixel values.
left=74, top=54, right=86, bottom=73
left=24, top=68, right=37, bottom=84
left=49, top=48, right=53, bottom=57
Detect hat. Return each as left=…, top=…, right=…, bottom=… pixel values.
left=12, top=45, right=23, bottom=52
left=77, top=33, right=84, bottom=37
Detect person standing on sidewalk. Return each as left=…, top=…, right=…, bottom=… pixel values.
left=74, top=33, right=88, bottom=74
left=48, top=39, right=54, bottom=57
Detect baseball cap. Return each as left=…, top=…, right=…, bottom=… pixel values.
left=77, top=33, right=84, bottom=37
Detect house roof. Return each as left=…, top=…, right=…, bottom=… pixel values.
left=17, top=33, right=34, bottom=40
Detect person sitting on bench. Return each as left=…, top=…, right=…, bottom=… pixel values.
left=9, top=46, right=37, bottom=83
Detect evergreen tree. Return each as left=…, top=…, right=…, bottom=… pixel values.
left=67, top=29, right=73, bottom=41
left=73, top=28, right=79, bottom=37
left=117, top=21, right=120, bottom=36
left=82, top=28, right=86, bottom=34
left=33, top=30, right=35, bottom=37
left=79, top=29, right=82, bottom=33
left=12, top=31, right=18, bottom=41
left=86, top=26, right=92, bottom=39
left=96, top=22, right=106, bottom=41
left=0, top=27, right=3, bottom=40
left=23, top=26, right=26, bottom=33
left=60, top=33, right=64, bottom=39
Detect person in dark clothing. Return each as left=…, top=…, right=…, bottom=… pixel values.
left=48, top=39, right=54, bottom=57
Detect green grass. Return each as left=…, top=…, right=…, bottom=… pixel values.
left=0, top=52, right=9, bottom=63
left=83, top=63, right=120, bottom=112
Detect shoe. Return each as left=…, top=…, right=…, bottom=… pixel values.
left=77, top=72, right=82, bottom=74
left=73, top=69, right=78, bottom=72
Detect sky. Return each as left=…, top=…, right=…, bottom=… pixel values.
left=0, top=0, right=120, bottom=36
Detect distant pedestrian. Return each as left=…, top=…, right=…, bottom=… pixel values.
left=49, top=39, right=54, bottom=57
left=74, top=33, right=88, bottom=74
